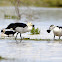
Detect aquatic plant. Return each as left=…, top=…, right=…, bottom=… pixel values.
left=4, top=15, right=19, bottom=19
left=0, top=56, right=5, bottom=60
left=31, top=27, right=40, bottom=35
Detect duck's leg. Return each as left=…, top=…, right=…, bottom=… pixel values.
left=20, top=33, right=22, bottom=42
left=8, top=35, right=9, bottom=37
left=59, top=36, right=61, bottom=39
left=15, top=32, right=18, bottom=40
left=54, top=35, right=55, bottom=39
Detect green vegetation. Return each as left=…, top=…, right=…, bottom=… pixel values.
left=0, top=37, right=62, bottom=41
left=20, top=38, right=62, bottom=41
left=4, top=15, right=19, bottom=19
left=0, top=56, right=5, bottom=60
left=43, top=0, right=62, bottom=7
left=31, top=27, right=40, bottom=35
left=23, top=38, right=51, bottom=41
left=0, top=56, right=3, bottom=59
left=0, top=0, right=62, bottom=7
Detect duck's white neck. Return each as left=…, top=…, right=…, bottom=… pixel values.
left=28, top=26, right=32, bottom=31
left=53, top=27, right=60, bottom=31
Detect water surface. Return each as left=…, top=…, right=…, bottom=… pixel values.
left=0, top=7, right=62, bottom=62
left=0, top=39, right=62, bottom=62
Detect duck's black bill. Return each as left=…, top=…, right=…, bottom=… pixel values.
left=47, top=30, right=51, bottom=33
left=1, top=30, right=3, bottom=32
left=33, top=25, right=35, bottom=27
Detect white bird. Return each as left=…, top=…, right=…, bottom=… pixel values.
left=3, top=22, right=34, bottom=41
left=15, top=22, right=34, bottom=41
left=47, top=25, right=62, bottom=39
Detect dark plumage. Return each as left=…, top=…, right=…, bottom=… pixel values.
left=1, top=29, right=16, bottom=37
left=47, top=25, right=62, bottom=39
left=6, top=23, right=27, bottom=30
left=4, top=31, right=16, bottom=37
left=47, top=30, right=51, bottom=33
left=1, top=22, right=34, bottom=42
left=57, top=26, right=62, bottom=29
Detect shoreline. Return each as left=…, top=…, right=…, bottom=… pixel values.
left=0, top=37, right=62, bottom=41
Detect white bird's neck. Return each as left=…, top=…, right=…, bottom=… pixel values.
left=28, top=26, right=32, bottom=31
left=53, top=27, right=59, bottom=31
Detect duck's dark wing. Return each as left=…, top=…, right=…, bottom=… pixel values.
left=57, top=26, right=62, bottom=29
left=15, top=23, right=27, bottom=28
left=6, top=23, right=15, bottom=29
left=5, top=31, right=16, bottom=35
left=6, top=23, right=27, bottom=30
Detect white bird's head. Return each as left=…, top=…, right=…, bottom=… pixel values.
left=27, top=22, right=35, bottom=30
left=47, top=25, right=55, bottom=33
left=49, top=25, right=55, bottom=30
left=27, top=22, right=34, bottom=27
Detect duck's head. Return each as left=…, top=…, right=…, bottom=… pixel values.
left=1, top=29, right=5, bottom=33
left=27, top=22, right=35, bottom=27
left=47, top=25, right=55, bottom=33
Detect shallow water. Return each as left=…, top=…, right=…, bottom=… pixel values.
left=0, top=39, right=62, bottom=62
left=0, top=7, right=62, bottom=62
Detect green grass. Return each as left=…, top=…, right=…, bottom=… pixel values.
left=4, top=15, right=19, bottom=19
left=1, top=37, right=62, bottom=41
left=23, top=38, right=62, bottom=42
left=23, top=38, right=51, bottom=41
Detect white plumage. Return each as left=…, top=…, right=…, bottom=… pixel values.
left=47, top=25, right=62, bottom=39
left=15, top=22, right=34, bottom=41
left=1, top=22, right=34, bottom=42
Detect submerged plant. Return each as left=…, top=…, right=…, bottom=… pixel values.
left=0, top=56, right=5, bottom=60
left=31, top=27, right=40, bottom=35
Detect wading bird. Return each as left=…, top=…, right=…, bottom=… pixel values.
left=1, top=29, right=16, bottom=37
left=47, top=25, right=62, bottom=39
left=1, top=22, right=34, bottom=41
